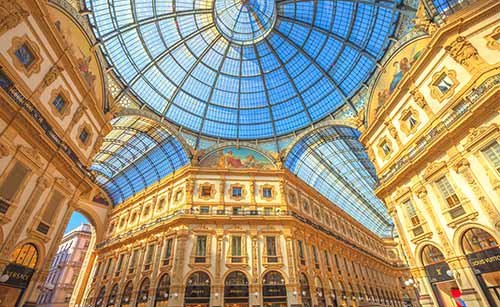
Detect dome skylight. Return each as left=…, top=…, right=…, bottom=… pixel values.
left=86, top=0, right=400, bottom=139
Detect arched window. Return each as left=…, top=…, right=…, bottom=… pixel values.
left=421, top=245, right=446, bottom=266
left=184, top=271, right=211, bottom=305
left=462, top=228, right=498, bottom=254
left=136, top=278, right=150, bottom=306
left=315, top=277, right=326, bottom=307
left=155, top=274, right=170, bottom=306
left=121, top=281, right=133, bottom=306
left=224, top=271, right=248, bottom=305
left=95, top=287, right=106, bottom=307
left=11, top=243, right=38, bottom=268
left=262, top=271, right=287, bottom=305
left=107, top=284, right=118, bottom=307
left=299, top=273, right=312, bottom=307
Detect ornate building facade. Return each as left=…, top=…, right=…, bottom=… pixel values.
left=361, top=0, right=500, bottom=306
left=81, top=158, right=409, bottom=307
left=0, top=0, right=497, bottom=307
left=37, top=224, right=92, bottom=307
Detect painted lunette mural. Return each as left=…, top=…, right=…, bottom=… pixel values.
left=200, top=147, right=275, bottom=169
left=370, top=37, right=430, bottom=115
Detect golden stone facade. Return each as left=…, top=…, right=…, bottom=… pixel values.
left=361, top=1, right=500, bottom=306
left=82, top=166, right=409, bottom=307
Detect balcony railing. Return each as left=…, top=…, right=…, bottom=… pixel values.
left=95, top=209, right=406, bottom=268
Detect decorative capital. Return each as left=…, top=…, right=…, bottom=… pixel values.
left=37, top=176, right=51, bottom=190
left=415, top=186, right=427, bottom=199
left=0, top=143, right=11, bottom=158
left=453, top=158, right=470, bottom=173
left=423, top=160, right=447, bottom=180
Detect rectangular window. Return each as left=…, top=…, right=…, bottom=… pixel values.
left=381, top=141, right=391, bottom=155
left=115, top=254, right=124, bottom=276
left=195, top=235, right=207, bottom=263
left=93, top=262, right=102, bottom=280
left=266, top=236, right=278, bottom=263
left=37, top=191, right=65, bottom=234
left=129, top=250, right=139, bottom=273
left=324, top=250, right=331, bottom=272
left=231, top=236, right=242, bottom=263
left=263, top=187, right=273, bottom=198
left=52, top=95, right=66, bottom=113
left=232, top=187, right=242, bottom=197
left=104, top=258, right=112, bottom=279
left=15, top=43, right=35, bottom=67
left=0, top=161, right=30, bottom=214
left=264, top=207, right=272, bottom=215
left=298, top=240, right=305, bottom=265
left=403, top=199, right=420, bottom=226
left=144, top=244, right=155, bottom=270
left=200, top=206, right=209, bottom=214
left=312, top=246, right=319, bottom=269
left=407, top=115, right=418, bottom=129
left=232, top=207, right=242, bottom=215
left=201, top=185, right=212, bottom=197
left=482, top=141, right=500, bottom=173
left=436, top=176, right=460, bottom=208
left=163, top=238, right=173, bottom=265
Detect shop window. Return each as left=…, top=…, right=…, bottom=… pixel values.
left=107, top=284, right=118, bottom=307
left=121, top=281, right=133, bottom=305
left=184, top=272, right=210, bottom=305
left=95, top=287, right=105, bottom=307
left=155, top=274, right=170, bottom=303
left=162, top=238, right=173, bottom=265
left=265, top=236, right=278, bottom=263
left=137, top=278, right=150, bottom=305
left=11, top=243, right=38, bottom=268
left=482, top=141, right=500, bottom=174
left=462, top=228, right=498, bottom=254
left=195, top=235, right=207, bottom=263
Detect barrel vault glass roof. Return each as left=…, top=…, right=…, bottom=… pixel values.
left=90, top=116, right=189, bottom=205
left=285, top=126, right=393, bottom=236
left=85, top=0, right=401, bottom=140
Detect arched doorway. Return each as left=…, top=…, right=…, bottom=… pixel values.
left=107, top=284, right=118, bottom=307
left=95, top=287, right=106, bottom=307
left=262, top=271, right=287, bottom=307
left=461, top=227, right=500, bottom=306
left=121, top=281, right=133, bottom=307
left=315, top=277, right=326, bottom=307
left=155, top=274, right=171, bottom=307
left=0, top=243, right=39, bottom=307
left=224, top=271, right=249, bottom=307
left=299, top=273, right=312, bottom=307
left=136, top=278, right=150, bottom=307
left=184, top=271, right=211, bottom=307
left=421, top=244, right=460, bottom=307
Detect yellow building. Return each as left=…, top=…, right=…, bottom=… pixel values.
left=0, top=0, right=497, bottom=307
left=361, top=0, right=500, bottom=306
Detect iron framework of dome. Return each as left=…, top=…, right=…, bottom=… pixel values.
left=85, top=0, right=402, bottom=140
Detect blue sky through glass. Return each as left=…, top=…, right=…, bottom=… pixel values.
left=64, top=212, right=90, bottom=234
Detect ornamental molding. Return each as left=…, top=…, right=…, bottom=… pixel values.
left=464, top=124, right=499, bottom=151
left=0, top=0, right=29, bottom=36
left=485, top=26, right=500, bottom=51
left=444, top=36, right=481, bottom=67
left=40, top=65, right=64, bottom=90
left=393, top=186, right=411, bottom=202
left=422, top=160, right=447, bottom=181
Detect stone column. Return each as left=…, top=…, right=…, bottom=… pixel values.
left=0, top=175, right=51, bottom=272
left=388, top=205, right=415, bottom=268
left=170, top=229, right=189, bottom=307
left=446, top=256, right=486, bottom=307
left=473, top=151, right=500, bottom=199
left=454, top=158, right=500, bottom=228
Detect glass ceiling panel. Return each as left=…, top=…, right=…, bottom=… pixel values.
left=85, top=0, right=400, bottom=140
left=285, top=126, right=393, bottom=237
left=91, top=116, right=189, bottom=205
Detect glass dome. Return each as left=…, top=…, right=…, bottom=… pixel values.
left=86, top=0, right=400, bottom=140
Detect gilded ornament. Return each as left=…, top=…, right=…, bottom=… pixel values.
left=41, top=66, right=64, bottom=89
left=0, top=0, right=29, bottom=35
